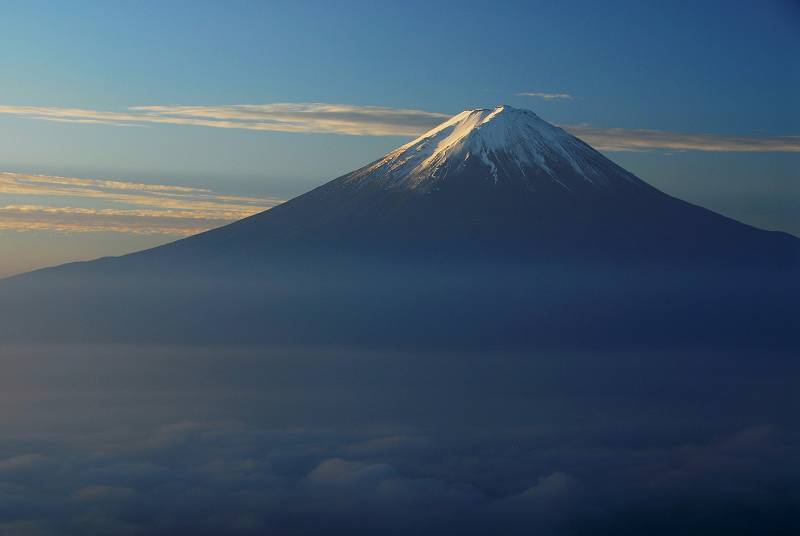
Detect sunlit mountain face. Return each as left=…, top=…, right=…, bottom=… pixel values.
left=0, top=106, right=798, bottom=535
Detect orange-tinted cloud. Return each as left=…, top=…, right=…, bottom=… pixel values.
left=0, top=103, right=449, bottom=136
left=0, top=172, right=282, bottom=235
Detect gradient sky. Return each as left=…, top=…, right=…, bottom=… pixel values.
left=1, top=0, right=798, bottom=276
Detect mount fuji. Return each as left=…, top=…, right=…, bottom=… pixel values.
left=2, top=105, right=798, bottom=348
left=115, top=104, right=795, bottom=263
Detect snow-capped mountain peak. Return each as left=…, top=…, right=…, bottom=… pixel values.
left=396, top=105, right=561, bottom=159
left=342, top=105, right=646, bottom=194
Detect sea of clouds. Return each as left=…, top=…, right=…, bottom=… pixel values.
left=0, top=344, right=797, bottom=535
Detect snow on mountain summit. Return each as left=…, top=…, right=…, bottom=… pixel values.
left=341, top=105, right=647, bottom=194
left=396, top=105, right=568, bottom=166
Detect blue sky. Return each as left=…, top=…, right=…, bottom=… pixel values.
left=0, top=0, right=798, bottom=275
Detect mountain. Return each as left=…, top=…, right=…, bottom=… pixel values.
left=121, top=105, right=795, bottom=264
left=1, top=105, right=798, bottom=349
left=341, top=104, right=647, bottom=193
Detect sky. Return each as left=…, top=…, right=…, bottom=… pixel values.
left=0, top=0, right=798, bottom=277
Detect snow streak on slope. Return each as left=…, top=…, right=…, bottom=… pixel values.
left=342, top=105, right=647, bottom=194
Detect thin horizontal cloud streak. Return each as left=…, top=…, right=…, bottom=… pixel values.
left=0, top=103, right=450, bottom=137
left=14, top=174, right=212, bottom=193
left=516, top=92, right=574, bottom=100
left=0, top=205, right=233, bottom=235
left=131, top=103, right=451, bottom=136
left=0, top=172, right=282, bottom=235
left=563, top=125, right=800, bottom=153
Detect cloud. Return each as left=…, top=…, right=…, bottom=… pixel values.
left=0, top=103, right=449, bottom=137
left=516, top=92, right=575, bottom=100
left=0, top=416, right=794, bottom=536
left=563, top=124, right=800, bottom=152
left=71, top=485, right=137, bottom=502
left=343, top=435, right=434, bottom=456
left=0, top=205, right=238, bottom=235
left=130, top=103, right=451, bottom=136
left=0, top=172, right=281, bottom=235
left=0, top=345, right=797, bottom=535
left=0, top=454, right=50, bottom=474
left=307, top=458, right=396, bottom=485
left=513, top=472, right=583, bottom=503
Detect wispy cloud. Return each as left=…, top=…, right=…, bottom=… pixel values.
left=0, top=172, right=282, bottom=235
left=516, top=92, right=574, bottom=100
left=0, top=205, right=236, bottom=235
left=0, top=103, right=449, bottom=136
left=563, top=125, right=800, bottom=153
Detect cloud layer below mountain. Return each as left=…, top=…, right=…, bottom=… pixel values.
left=0, top=344, right=795, bottom=535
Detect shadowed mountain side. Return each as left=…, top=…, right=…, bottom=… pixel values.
left=1, top=249, right=797, bottom=350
